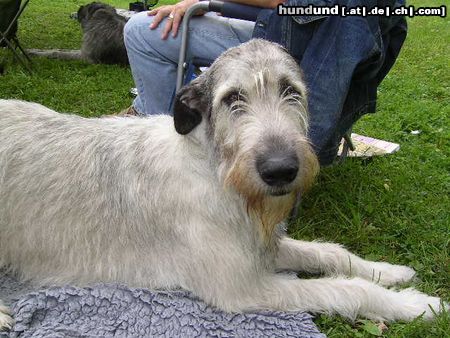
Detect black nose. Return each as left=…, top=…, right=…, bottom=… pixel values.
left=256, top=153, right=299, bottom=187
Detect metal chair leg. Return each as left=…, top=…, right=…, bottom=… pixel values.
left=12, top=36, right=32, bottom=63
left=337, top=129, right=355, bottom=164
left=0, top=32, right=32, bottom=74
left=0, top=0, right=33, bottom=73
left=176, top=1, right=211, bottom=92
left=2, top=0, right=31, bottom=39
left=343, top=131, right=355, bottom=151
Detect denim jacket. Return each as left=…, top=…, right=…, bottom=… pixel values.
left=253, top=0, right=407, bottom=165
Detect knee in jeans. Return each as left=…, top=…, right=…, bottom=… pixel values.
left=124, top=12, right=154, bottom=44
left=124, top=16, right=138, bottom=43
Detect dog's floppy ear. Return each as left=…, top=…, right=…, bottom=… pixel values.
left=173, top=82, right=208, bottom=135
left=76, top=5, right=86, bottom=22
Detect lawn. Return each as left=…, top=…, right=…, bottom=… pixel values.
left=0, top=0, right=448, bottom=337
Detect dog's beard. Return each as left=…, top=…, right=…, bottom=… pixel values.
left=224, top=157, right=298, bottom=244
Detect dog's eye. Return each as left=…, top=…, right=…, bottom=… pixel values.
left=280, top=80, right=299, bottom=98
left=284, top=86, right=298, bottom=97
left=223, top=91, right=245, bottom=106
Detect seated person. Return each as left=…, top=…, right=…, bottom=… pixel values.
left=124, top=0, right=283, bottom=115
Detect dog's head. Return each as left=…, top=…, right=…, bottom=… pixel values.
left=173, top=39, right=319, bottom=241
left=76, top=2, right=116, bottom=24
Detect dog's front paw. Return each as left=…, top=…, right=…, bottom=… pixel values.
left=395, top=288, right=448, bottom=321
left=0, top=305, right=13, bottom=331
left=369, top=262, right=416, bottom=286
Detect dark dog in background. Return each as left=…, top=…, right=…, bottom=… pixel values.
left=26, top=2, right=129, bottom=66
left=77, top=2, right=129, bottom=65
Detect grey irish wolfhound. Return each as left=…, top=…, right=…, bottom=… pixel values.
left=27, top=2, right=129, bottom=65
left=77, top=2, right=128, bottom=65
left=0, top=40, right=446, bottom=330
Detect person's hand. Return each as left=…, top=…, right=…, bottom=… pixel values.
left=148, top=0, right=200, bottom=40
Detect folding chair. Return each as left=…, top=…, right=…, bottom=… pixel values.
left=0, top=0, right=32, bottom=73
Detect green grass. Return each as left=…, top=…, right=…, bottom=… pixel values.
left=1, top=0, right=449, bottom=337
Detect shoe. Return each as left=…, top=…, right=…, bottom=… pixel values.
left=107, top=106, right=141, bottom=117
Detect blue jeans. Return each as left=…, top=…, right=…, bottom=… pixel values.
left=124, top=12, right=254, bottom=115
left=253, top=0, right=407, bottom=164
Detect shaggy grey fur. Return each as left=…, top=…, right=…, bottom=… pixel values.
left=27, top=2, right=128, bottom=65
left=77, top=2, right=128, bottom=65
left=0, top=40, right=447, bottom=331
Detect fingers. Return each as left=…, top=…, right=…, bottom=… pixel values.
left=161, top=13, right=174, bottom=40
left=149, top=6, right=172, bottom=30
left=147, top=0, right=199, bottom=39
left=171, top=11, right=183, bottom=38
left=147, top=4, right=170, bottom=17
left=148, top=5, right=180, bottom=39
left=147, top=8, right=158, bottom=16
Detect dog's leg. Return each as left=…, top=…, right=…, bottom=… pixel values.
left=276, top=237, right=416, bottom=286
left=25, top=49, right=82, bottom=60
left=253, top=275, right=446, bottom=322
left=0, top=301, right=13, bottom=331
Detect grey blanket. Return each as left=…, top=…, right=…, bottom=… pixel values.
left=0, top=271, right=325, bottom=337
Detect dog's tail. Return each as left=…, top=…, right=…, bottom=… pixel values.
left=0, top=300, right=13, bottom=332
left=26, top=49, right=82, bottom=61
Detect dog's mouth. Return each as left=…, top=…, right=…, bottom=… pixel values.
left=268, top=188, right=291, bottom=197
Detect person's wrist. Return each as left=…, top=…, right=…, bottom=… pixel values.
left=270, top=0, right=285, bottom=8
